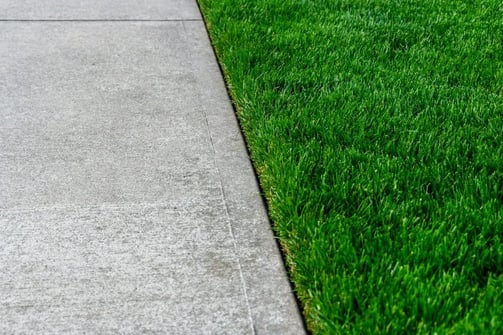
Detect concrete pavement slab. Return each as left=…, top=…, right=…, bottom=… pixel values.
left=0, top=206, right=250, bottom=334
left=0, top=0, right=201, bottom=20
left=1, top=22, right=214, bottom=208
left=0, top=4, right=306, bottom=334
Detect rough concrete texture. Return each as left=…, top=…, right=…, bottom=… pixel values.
left=0, top=1, right=306, bottom=334
left=0, top=0, right=201, bottom=20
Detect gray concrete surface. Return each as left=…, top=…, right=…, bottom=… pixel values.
left=0, top=0, right=201, bottom=20
left=0, top=1, right=306, bottom=334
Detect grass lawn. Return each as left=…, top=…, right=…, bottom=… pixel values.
left=197, top=0, right=503, bottom=333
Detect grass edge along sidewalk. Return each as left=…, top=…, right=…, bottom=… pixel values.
left=197, top=0, right=503, bottom=333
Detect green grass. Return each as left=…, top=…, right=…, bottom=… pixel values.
left=197, top=0, right=503, bottom=333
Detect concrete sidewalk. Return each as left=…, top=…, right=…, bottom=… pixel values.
left=0, top=1, right=305, bottom=333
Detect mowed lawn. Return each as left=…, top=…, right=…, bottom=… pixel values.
left=197, top=0, right=503, bottom=333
